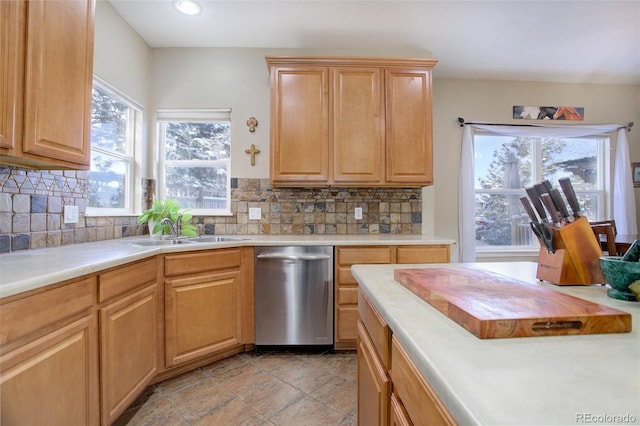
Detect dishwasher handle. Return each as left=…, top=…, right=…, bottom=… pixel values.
left=256, top=253, right=332, bottom=261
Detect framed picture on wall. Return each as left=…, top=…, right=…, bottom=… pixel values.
left=633, top=163, right=640, bottom=187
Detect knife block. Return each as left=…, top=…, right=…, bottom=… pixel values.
left=536, top=216, right=605, bottom=285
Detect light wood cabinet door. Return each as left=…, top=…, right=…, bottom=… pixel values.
left=390, top=393, right=412, bottom=426
left=1, top=0, right=95, bottom=170
left=357, top=320, right=391, bottom=426
left=269, top=66, right=331, bottom=185
left=391, top=336, right=457, bottom=426
left=0, top=314, right=99, bottom=426
left=385, top=68, right=433, bottom=185
left=333, top=67, right=384, bottom=184
left=99, top=284, right=158, bottom=425
left=165, top=269, right=243, bottom=367
left=0, top=0, right=24, bottom=152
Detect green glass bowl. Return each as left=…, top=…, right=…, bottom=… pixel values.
left=599, top=256, right=640, bottom=301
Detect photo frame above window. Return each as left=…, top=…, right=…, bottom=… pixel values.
left=513, top=105, right=584, bottom=121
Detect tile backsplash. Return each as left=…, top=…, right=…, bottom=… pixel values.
left=0, top=166, right=422, bottom=253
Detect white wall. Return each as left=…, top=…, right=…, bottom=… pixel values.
left=94, top=1, right=150, bottom=107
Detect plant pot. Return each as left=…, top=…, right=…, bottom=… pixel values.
left=148, top=220, right=162, bottom=238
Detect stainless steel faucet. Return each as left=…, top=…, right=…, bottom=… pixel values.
left=160, top=214, right=183, bottom=242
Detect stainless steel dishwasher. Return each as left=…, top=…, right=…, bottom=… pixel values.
left=254, top=246, right=334, bottom=348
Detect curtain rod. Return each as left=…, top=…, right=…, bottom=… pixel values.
left=457, top=117, right=633, bottom=132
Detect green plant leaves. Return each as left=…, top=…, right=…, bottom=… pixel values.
left=137, top=198, right=196, bottom=236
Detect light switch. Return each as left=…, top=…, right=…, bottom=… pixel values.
left=64, top=205, right=79, bottom=224
left=249, top=207, right=262, bottom=220
left=354, top=207, right=363, bottom=220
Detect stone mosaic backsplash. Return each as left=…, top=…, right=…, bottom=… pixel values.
left=0, top=166, right=422, bottom=253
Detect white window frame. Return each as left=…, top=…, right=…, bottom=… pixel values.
left=86, top=77, right=142, bottom=216
left=474, top=131, right=611, bottom=255
left=156, top=109, right=232, bottom=216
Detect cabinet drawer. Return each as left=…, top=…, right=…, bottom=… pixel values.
left=165, top=248, right=241, bottom=277
left=337, top=286, right=358, bottom=305
left=337, top=246, right=392, bottom=265
left=336, top=306, right=358, bottom=342
left=391, top=336, right=457, bottom=426
left=358, top=290, right=390, bottom=369
left=99, top=258, right=157, bottom=303
left=336, top=266, right=358, bottom=286
left=0, top=277, right=96, bottom=347
left=396, top=245, right=449, bottom=264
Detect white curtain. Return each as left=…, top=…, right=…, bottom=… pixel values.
left=458, top=123, right=635, bottom=262
left=613, top=129, right=638, bottom=234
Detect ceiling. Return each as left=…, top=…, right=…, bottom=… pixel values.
left=108, top=0, right=640, bottom=84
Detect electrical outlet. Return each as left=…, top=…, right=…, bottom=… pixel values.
left=64, top=205, right=79, bottom=224
left=354, top=207, right=363, bottom=220
left=249, top=207, right=262, bottom=220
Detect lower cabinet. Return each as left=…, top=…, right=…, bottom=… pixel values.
left=0, top=313, right=100, bottom=426
left=390, top=336, right=457, bottom=426
left=336, top=244, right=450, bottom=349
left=164, top=248, right=249, bottom=368
left=358, top=289, right=457, bottom=426
left=98, top=257, right=159, bottom=425
left=357, top=320, right=391, bottom=425
left=99, top=284, right=158, bottom=425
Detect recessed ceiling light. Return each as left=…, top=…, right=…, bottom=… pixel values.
left=174, top=0, right=201, bottom=16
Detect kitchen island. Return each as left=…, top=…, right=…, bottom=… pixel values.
left=352, top=262, right=639, bottom=426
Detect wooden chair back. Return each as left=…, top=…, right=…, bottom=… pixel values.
left=589, top=219, right=617, bottom=235
left=590, top=223, right=617, bottom=255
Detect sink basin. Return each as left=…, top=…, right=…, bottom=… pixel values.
left=187, top=236, right=246, bottom=243
left=129, top=239, right=194, bottom=247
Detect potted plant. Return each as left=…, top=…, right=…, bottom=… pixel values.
left=137, top=198, right=197, bottom=238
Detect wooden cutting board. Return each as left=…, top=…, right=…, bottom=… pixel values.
left=393, top=267, right=632, bottom=339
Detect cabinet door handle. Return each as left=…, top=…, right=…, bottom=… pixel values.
left=256, top=254, right=332, bottom=261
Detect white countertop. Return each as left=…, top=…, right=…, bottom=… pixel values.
left=351, top=262, right=639, bottom=426
left=0, top=234, right=455, bottom=299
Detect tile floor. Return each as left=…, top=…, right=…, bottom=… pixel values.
left=114, top=350, right=357, bottom=426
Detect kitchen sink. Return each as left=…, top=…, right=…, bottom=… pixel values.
left=129, top=239, right=194, bottom=247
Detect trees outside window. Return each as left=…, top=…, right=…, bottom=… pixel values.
left=474, top=132, right=608, bottom=248
left=157, top=110, right=231, bottom=215
left=88, top=81, right=140, bottom=214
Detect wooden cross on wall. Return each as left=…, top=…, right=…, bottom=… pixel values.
left=245, top=144, right=261, bottom=166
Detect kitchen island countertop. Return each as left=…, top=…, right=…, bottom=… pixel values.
left=0, top=233, right=454, bottom=299
left=351, top=262, right=639, bottom=426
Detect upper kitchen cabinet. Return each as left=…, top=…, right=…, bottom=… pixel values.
left=265, top=56, right=438, bottom=187
left=0, top=0, right=95, bottom=170
left=268, top=64, right=331, bottom=185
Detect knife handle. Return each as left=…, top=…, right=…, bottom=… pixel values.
left=549, top=188, right=571, bottom=220
left=541, top=193, right=563, bottom=226
left=541, top=180, right=554, bottom=193
left=558, top=178, right=581, bottom=217
left=520, top=196, right=540, bottom=223
left=525, top=186, right=547, bottom=220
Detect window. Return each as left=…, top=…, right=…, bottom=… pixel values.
left=87, top=79, right=141, bottom=215
left=474, top=131, right=610, bottom=250
left=157, top=109, right=232, bottom=215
